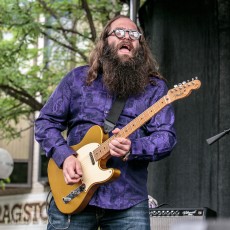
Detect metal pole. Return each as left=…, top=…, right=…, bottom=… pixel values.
left=130, top=0, right=140, bottom=23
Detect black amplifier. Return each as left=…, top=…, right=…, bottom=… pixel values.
left=149, top=207, right=216, bottom=230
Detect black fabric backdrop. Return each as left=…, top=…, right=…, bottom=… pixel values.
left=139, top=0, right=230, bottom=217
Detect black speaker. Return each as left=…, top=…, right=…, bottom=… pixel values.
left=170, top=219, right=230, bottom=230
left=149, top=207, right=216, bottom=230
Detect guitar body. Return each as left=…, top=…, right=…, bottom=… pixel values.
left=48, top=125, right=121, bottom=214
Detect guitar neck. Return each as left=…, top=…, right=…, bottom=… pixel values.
left=93, top=96, right=171, bottom=161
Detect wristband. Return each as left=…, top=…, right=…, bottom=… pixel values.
left=122, top=151, right=131, bottom=161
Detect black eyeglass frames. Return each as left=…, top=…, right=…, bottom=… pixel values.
left=107, top=28, right=142, bottom=40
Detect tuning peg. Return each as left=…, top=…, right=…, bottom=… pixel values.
left=174, top=84, right=178, bottom=88
left=192, top=77, right=199, bottom=81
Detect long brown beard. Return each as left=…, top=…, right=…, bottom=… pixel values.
left=100, top=42, right=149, bottom=98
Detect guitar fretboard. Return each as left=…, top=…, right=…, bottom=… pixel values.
left=93, top=95, right=171, bottom=161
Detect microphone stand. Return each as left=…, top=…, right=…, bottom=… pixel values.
left=206, top=128, right=230, bottom=145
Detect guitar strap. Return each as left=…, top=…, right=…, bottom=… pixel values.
left=103, top=97, right=126, bottom=133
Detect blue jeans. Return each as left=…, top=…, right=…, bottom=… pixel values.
left=47, top=199, right=150, bottom=230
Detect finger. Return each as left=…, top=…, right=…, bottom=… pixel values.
left=112, top=128, right=120, bottom=134
left=110, top=148, right=123, bottom=157
left=75, top=160, right=83, bottom=176
left=109, top=143, right=127, bottom=157
left=65, top=177, right=82, bottom=185
left=110, top=138, right=130, bottom=152
left=116, top=138, right=129, bottom=145
left=64, top=164, right=76, bottom=179
left=64, top=171, right=82, bottom=185
left=73, top=158, right=83, bottom=175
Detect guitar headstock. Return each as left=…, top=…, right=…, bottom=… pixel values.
left=166, top=78, right=201, bottom=103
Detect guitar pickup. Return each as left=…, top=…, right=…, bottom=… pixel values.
left=63, top=183, right=86, bottom=204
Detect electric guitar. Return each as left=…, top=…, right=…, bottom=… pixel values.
left=48, top=78, right=201, bottom=214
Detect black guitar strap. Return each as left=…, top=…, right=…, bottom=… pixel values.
left=103, top=97, right=126, bottom=133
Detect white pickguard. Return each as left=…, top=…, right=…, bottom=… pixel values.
left=77, top=143, right=113, bottom=191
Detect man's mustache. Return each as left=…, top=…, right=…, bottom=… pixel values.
left=116, top=41, right=134, bottom=51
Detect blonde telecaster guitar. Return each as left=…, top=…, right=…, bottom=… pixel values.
left=48, top=79, right=201, bottom=214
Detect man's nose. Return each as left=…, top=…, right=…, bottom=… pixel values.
left=124, top=31, right=131, bottom=40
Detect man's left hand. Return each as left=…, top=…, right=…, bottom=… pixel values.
left=109, top=128, right=131, bottom=158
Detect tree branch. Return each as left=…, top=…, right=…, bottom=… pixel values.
left=40, top=30, right=88, bottom=62
left=37, top=0, right=75, bottom=48
left=41, top=24, right=92, bottom=41
left=0, top=84, right=43, bottom=111
left=81, top=0, right=97, bottom=42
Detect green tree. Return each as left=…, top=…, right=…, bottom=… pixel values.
left=0, top=0, right=126, bottom=140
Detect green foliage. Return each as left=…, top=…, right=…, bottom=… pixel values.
left=0, top=178, right=11, bottom=190
left=0, top=0, right=126, bottom=139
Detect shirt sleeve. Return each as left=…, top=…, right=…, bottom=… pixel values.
left=128, top=80, right=177, bottom=161
left=34, top=73, right=76, bottom=167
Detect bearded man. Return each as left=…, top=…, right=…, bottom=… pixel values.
left=35, top=15, right=177, bottom=230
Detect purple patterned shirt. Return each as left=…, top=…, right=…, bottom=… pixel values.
left=35, top=65, right=176, bottom=210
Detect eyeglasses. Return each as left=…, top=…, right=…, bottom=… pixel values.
left=107, top=28, right=142, bottom=40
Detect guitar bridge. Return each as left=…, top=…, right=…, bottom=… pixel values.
left=62, top=183, right=86, bottom=204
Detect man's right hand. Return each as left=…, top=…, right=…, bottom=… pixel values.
left=62, top=154, right=83, bottom=185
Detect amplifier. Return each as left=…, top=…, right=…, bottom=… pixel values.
left=149, top=207, right=216, bottom=230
